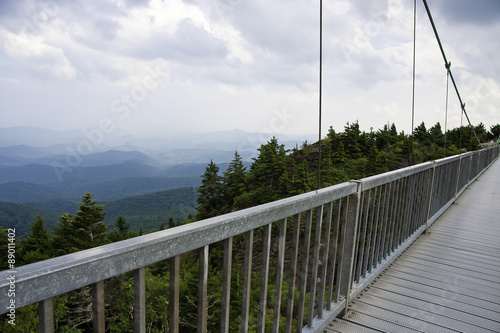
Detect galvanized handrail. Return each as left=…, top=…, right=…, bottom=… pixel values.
left=1, top=147, right=498, bottom=333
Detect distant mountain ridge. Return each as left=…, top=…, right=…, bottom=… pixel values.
left=0, top=126, right=313, bottom=237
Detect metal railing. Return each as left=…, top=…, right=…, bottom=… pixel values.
left=1, top=146, right=498, bottom=332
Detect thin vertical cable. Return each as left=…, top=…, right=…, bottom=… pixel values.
left=444, top=63, right=450, bottom=157
left=318, top=0, right=323, bottom=189
left=410, top=0, right=417, bottom=164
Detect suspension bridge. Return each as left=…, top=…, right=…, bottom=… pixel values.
left=1, top=1, right=499, bottom=332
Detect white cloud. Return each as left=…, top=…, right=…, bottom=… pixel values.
left=2, top=28, right=76, bottom=80
left=0, top=0, right=499, bottom=136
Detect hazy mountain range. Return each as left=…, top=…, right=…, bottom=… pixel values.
left=0, top=126, right=312, bottom=236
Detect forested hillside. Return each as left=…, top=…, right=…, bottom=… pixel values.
left=196, top=121, right=499, bottom=220
left=1, top=121, right=498, bottom=332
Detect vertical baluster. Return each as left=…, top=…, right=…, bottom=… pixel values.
left=394, top=177, right=407, bottom=247
left=318, top=202, right=333, bottom=313
left=297, top=209, right=313, bottom=332
left=221, top=237, right=233, bottom=333
left=356, top=191, right=370, bottom=281
left=241, top=230, right=253, bottom=333
left=308, top=205, right=324, bottom=326
left=380, top=182, right=393, bottom=260
left=388, top=179, right=400, bottom=253
left=285, top=213, right=300, bottom=333
left=403, top=175, right=415, bottom=239
left=169, top=256, right=180, bottom=333
left=198, top=245, right=209, bottom=333
left=362, top=189, right=375, bottom=278
left=92, top=280, right=105, bottom=332
left=38, top=298, right=54, bottom=333
left=272, top=219, right=286, bottom=333
left=134, top=267, right=146, bottom=333
left=351, top=191, right=364, bottom=285
left=257, top=224, right=272, bottom=333
left=331, top=199, right=342, bottom=304
left=369, top=185, right=383, bottom=271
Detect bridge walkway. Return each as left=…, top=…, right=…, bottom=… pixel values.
left=326, top=158, right=500, bottom=333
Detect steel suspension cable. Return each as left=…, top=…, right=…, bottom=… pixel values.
left=444, top=63, right=450, bottom=157
left=410, top=0, right=417, bottom=163
left=421, top=0, right=483, bottom=149
left=318, top=0, right=322, bottom=189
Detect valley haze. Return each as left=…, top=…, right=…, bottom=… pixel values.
left=0, top=126, right=315, bottom=235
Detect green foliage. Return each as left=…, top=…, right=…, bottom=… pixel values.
left=19, top=214, right=51, bottom=265
left=2, top=120, right=497, bottom=332
left=104, top=187, right=197, bottom=232
left=51, top=193, right=107, bottom=256
left=196, top=160, right=224, bottom=220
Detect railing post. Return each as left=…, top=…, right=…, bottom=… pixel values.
left=198, top=245, right=209, bottom=333
left=221, top=237, right=233, bottom=333
left=38, top=298, right=54, bottom=333
left=134, top=267, right=146, bottom=333
left=169, top=256, right=180, bottom=333
left=92, top=281, right=105, bottom=332
left=338, top=181, right=362, bottom=313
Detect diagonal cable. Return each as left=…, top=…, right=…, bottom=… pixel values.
left=421, top=0, right=483, bottom=149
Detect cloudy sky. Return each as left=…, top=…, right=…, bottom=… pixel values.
left=1, top=0, right=499, bottom=141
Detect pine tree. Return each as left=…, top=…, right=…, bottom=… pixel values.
left=52, top=193, right=107, bottom=256
left=20, top=214, right=52, bottom=265
left=168, top=217, right=176, bottom=228
left=116, top=216, right=130, bottom=234
left=291, top=160, right=311, bottom=195
left=108, top=216, right=131, bottom=242
left=222, top=151, right=247, bottom=212
left=196, top=160, right=224, bottom=220
left=342, top=121, right=362, bottom=159
left=248, top=137, right=288, bottom=203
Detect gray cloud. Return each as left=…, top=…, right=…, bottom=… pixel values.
left=431, top=0, right=500, bottom=25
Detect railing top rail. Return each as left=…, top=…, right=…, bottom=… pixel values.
left=0, top=181, right=357, bottom=312
left=360, top=161, right=434, bottom=190
left=433, top=152, right=469, bottom=167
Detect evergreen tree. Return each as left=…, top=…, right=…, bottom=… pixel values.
left=247, top=137, right=288, bottom=203
left=429, top=122, right=444, bottom=146
left=341, top=121, right=362, bottom=159
left=222, top=151, right=247, bottom=212
left=108, top=216, right=132, bottom=242
left=489, top=124, right=500, bottom=140
left=196, top=160, right=224, bottom=220
left=413, top=121, right=430, bottom=145
left=116, top=216, right=130, bottom=234
left=168, top=217, right=176, bottom=228
left=332, top=141, right=346, bottom=166
left=20, top=214, right=52, bottom=265
left=290, top=160, right=311, bottom=195
left=52, top=193, right=107, bottom=256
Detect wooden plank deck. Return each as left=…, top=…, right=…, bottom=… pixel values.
left=325, top=158, right=500, bottom=333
